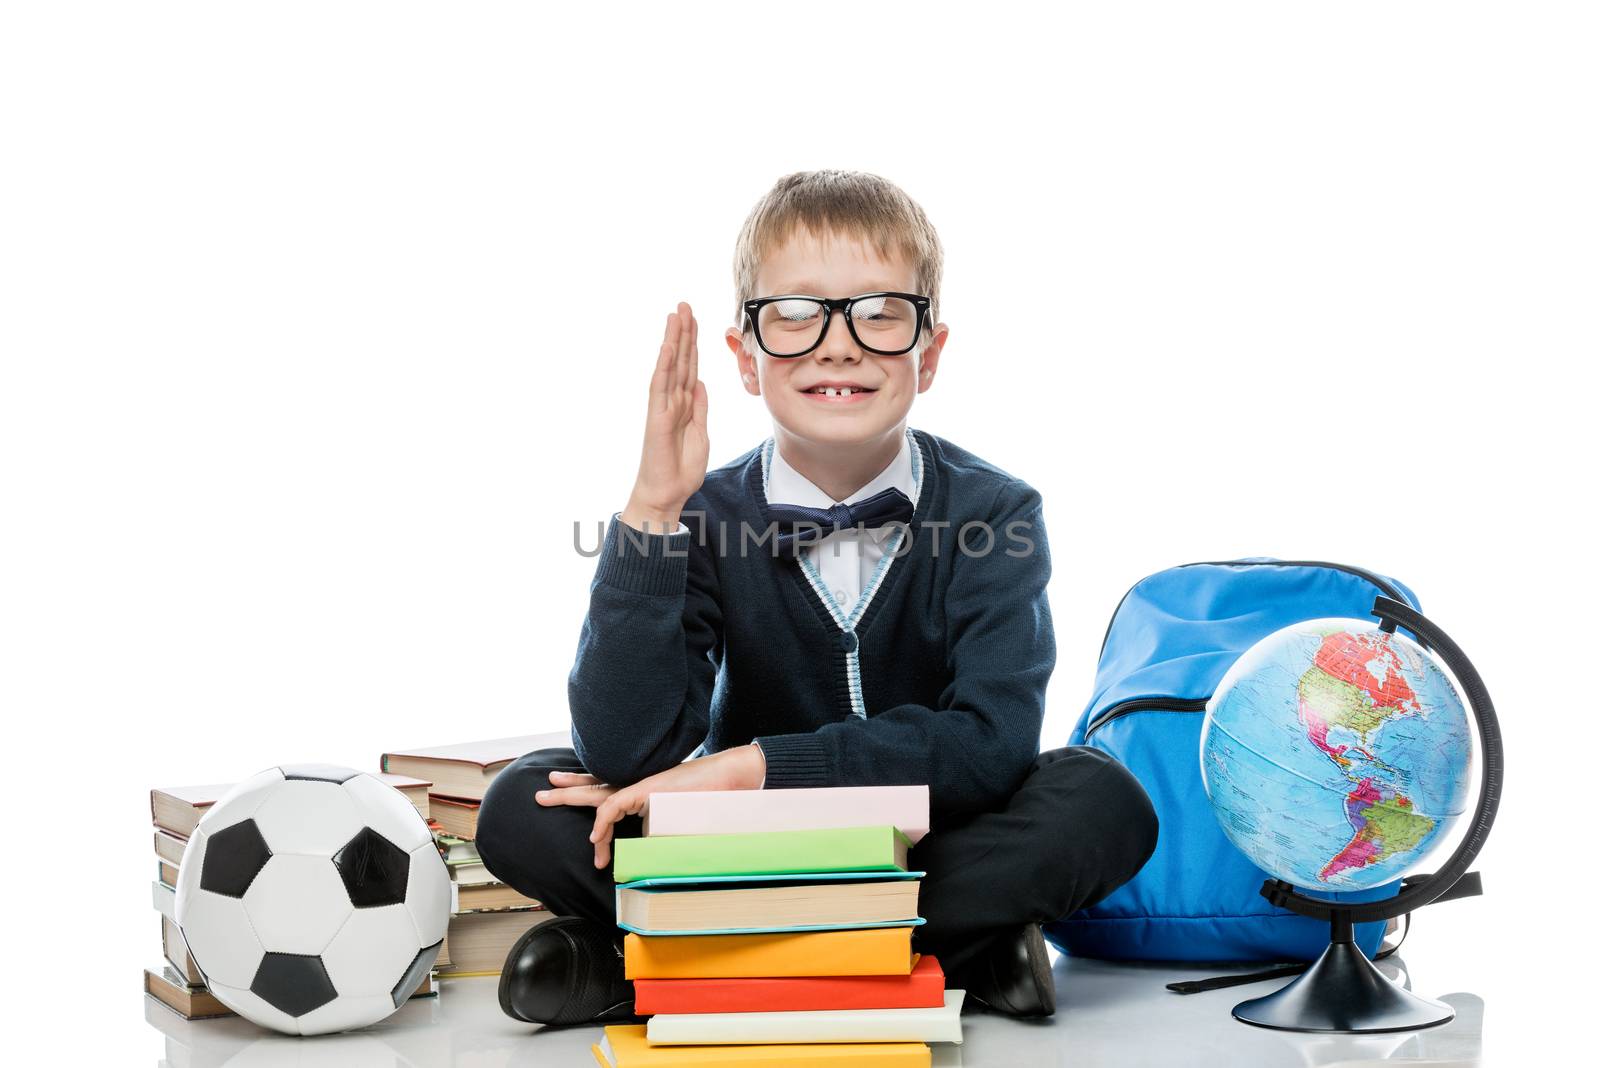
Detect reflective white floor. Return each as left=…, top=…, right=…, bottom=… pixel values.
left=145, top=950, right=1485, bottom=1067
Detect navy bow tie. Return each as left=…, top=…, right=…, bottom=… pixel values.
left=766, top=486, right=915, bottom=559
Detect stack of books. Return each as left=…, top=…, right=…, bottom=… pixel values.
left=592, top=785, right=960, bottom=1066
left=380, top=732, right=570, bottom=976
left=143, top=773, right=437, bottom=1019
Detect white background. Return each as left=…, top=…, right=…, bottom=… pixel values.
left=3, top=2, right=1595, bottom=1062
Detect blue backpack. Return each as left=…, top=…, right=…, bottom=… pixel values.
left=1043, top=559, right=1421, bottom=963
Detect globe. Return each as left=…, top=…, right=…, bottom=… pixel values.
left=1200, top=618, right=1473, bottom=892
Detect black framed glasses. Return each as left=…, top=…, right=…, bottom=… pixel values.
left=743, top=292, right=931, bottom=358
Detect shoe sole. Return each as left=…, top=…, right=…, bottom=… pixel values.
left=1022, top=922, right=1057, bottom=1017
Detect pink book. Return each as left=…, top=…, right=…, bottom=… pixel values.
left=642, top=785, right=930, bottom=844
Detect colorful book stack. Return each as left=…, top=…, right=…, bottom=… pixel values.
left=591, top=784, right=959, bottom=1067
left=379, top=732, right=571, bottom=976
left=143, top=774, right=437, bottom=1019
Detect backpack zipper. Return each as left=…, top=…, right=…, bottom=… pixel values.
left=1084, top=560, right=1416, bottom=739
left=1084, top=696, right=1212, bottom=740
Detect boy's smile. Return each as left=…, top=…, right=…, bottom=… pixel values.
left=798, top=378, right=877, bottom=403
left=725, top=226, right=948, bottom=499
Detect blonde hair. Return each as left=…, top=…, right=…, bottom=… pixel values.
left=732, top=170, right=944, bottom=342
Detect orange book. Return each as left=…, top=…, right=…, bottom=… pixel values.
left=623, top=927, right=914, bottom=980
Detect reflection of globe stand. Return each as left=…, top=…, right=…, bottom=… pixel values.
left=1232, top=596, right=1503, bottom=1033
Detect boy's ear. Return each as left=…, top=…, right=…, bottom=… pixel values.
left=916, top=322, right=949, bottom=393
left=726, top=326, right=760, bottom=395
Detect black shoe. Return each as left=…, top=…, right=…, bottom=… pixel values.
left=497, top=916, right=637, bottom=1026
left=958, top=922, right=1057, bottom=1018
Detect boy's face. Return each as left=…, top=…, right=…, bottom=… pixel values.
left=724, top=227, right=947, bottom=451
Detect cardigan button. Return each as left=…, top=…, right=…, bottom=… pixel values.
left=839, top=630, right=859, bottom=654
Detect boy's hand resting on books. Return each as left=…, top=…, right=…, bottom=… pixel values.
left=534, top=742, right=766, bottom=869
left=619, top=302, right=709, bottom=534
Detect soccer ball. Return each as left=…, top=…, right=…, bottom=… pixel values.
left=174, top=764, right=450, bottom=1036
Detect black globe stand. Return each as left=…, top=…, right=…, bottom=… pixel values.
left=1232, top=909, right=1453, bottom=1032
left=1231, top=596, right=1503, bottom=1034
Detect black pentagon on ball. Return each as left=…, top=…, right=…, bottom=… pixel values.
left=200, top=819, right=273, bottom=898
left=277, top=763, right=360, bottom=784
left=250, top=952, right=337, bottom=1017
left=391, top=939, right=442, bottom=1007
left=333, top=826, right=411, bottom=908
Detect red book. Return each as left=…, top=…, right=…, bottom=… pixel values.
left=632, top=954, right=945, bottom=1015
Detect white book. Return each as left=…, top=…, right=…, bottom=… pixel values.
left=643, top=784, right=930, bottom=844
left=645, top=989, right=965, bottom=1046
left=152, top=879, right=176, bottom=922
left=450, top=861, right=499, bottom=887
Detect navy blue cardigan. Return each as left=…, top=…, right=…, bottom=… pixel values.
left=568, top=426, right=1055, bottom=821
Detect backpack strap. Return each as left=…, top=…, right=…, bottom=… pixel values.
left=1166, top=962, right=1308, bottom=995
left=1374, top=910, right=1411, bottom=961
left=1164, top=871, right=1482, bottom=995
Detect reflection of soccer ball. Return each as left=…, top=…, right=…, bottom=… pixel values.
left=174, top=765, right=451, bottom=1035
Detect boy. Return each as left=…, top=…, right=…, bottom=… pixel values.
left=476, top=170, right=1158, bottom=1025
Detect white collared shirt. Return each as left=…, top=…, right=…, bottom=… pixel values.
left=765, top=432, right=916, bottom=619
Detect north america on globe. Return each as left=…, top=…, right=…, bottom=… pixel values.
left=1297, top=630, right=1436, bottom=881
left=1201, top=618, right=1471, bottom=893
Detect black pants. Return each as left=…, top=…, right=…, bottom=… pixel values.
left=476, top=745, right=1158, bottom=980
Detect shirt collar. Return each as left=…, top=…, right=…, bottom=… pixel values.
left=765, top=431, right=916, bottom=543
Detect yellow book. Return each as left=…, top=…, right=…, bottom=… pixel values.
left=623, top=927, right=914, bottom=980
left=590, top=1025, right=929, bottom=1066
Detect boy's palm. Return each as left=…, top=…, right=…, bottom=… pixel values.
left=632, top=303, right=709, bottom=524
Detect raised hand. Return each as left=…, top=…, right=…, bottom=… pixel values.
left=620, top=302, right=709, bottom=533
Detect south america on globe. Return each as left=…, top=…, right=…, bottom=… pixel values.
left=1200, top=619, right=1473, bottom=891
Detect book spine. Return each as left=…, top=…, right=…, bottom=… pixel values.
left=633, top=968, right=945, bottom=1015
left=614, top=827, right=904, bottom=883
left=645, top=1008, right=958, bottom=1046
left=646, top=788, right=929, bottom=844
left=623, top=928, right=912, bottom=980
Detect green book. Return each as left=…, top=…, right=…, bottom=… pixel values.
left=613, top=825, right=911, bottom=884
